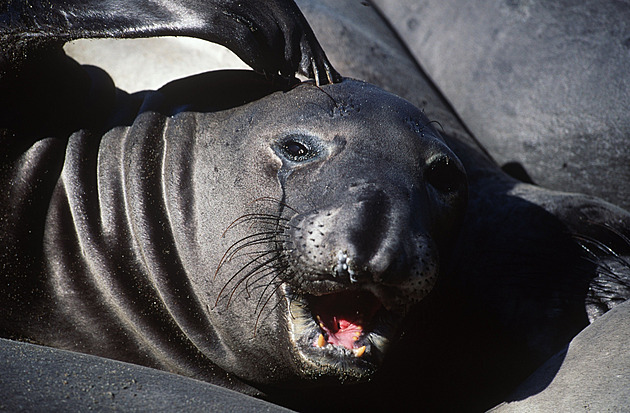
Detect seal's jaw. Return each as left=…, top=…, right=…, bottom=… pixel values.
left=283, top=284, right=401, bottom=381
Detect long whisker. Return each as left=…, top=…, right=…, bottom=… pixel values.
left=601, top=222, right=630, bottom=247
left=243, top=251, right=286, bottom=295
left=222, top=235, right=287, bottom=266
left=212, top=196, right=300, bottom=337
left=577, top=218, right=630, bottom=250
left=222, top=213, right=291, bottom=237
left=227, top=247, right=281, bottom=268
left=427, top=119, right=445, bottom=134
left=573, top=234, right=630, bottom=268
left=254, top=273, right=286, bottom=336
left=215, top=250, right=279, bottom=307
left=255, top=266, right=289, bottom=315
left=225, top=254, right=281, bottom=307
left=214, top=231, right=283, bottom=279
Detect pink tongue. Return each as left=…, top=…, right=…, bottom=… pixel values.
left=309, top=290, right=381, bottom=350
left=319, top=317, right=363, bottom=349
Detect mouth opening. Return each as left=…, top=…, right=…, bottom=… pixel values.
left=309, top=290, right=382, bottom=351
left=284, top=283, right=402, bottom=380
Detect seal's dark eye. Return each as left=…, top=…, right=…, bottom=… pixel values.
left=425, top=157, right=466, bottom=194
left=283, top=140, right=309, bottom=158
left=278, top=136, right=319, bottom=162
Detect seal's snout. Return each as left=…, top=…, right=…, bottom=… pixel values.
left=327, top=186, right=397, bottom=284
left=282, top=185, right=439, bottom=374
left=285, top=184, right=430, bottom=298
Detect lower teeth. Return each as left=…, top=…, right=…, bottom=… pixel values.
left=352, top=346, right=366, bottom=357
left=317, top=333, right=326, bottom=348
left=314, top=333, right=367, bottom=358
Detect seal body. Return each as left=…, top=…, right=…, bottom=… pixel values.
left=3, top=0, right=630, bottom=411
left=0, top=57, right=468, bottom=394
left=1, top=0, right=339, bottom=84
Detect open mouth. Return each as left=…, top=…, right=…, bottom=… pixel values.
left=284, top=284, right=401, bottom=380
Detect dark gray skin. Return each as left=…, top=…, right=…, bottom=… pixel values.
left=1, top=34, right=468, bottom=400
left=491, top=299, right=630, bottom=412
left=1, top=0, right=340, bottom=84
left=372, top=0, right=630, bottom=210
left=3, top=0, right=630, bottom=411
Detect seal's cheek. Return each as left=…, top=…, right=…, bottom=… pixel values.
left=263, top=146, right=284, bottom=180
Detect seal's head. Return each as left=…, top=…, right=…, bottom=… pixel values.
left=181, top=78, right=467, bottom=387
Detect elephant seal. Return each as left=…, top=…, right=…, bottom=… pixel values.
left=0, top=53, right=468, bottom=396
left=3, top=0, right=630, bottom=411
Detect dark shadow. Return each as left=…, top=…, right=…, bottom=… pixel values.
left=501, top=161, right=536, bottom=184
left=157, top=70, right=296, bottom=114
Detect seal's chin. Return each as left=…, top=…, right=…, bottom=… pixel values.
left=283, top=284, right=401, bottom=381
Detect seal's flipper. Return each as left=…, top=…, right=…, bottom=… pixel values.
left=0, top=0, right=340, bottom=84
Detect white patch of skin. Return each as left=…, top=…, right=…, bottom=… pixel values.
left=334, top=250, right=357, bottom=282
